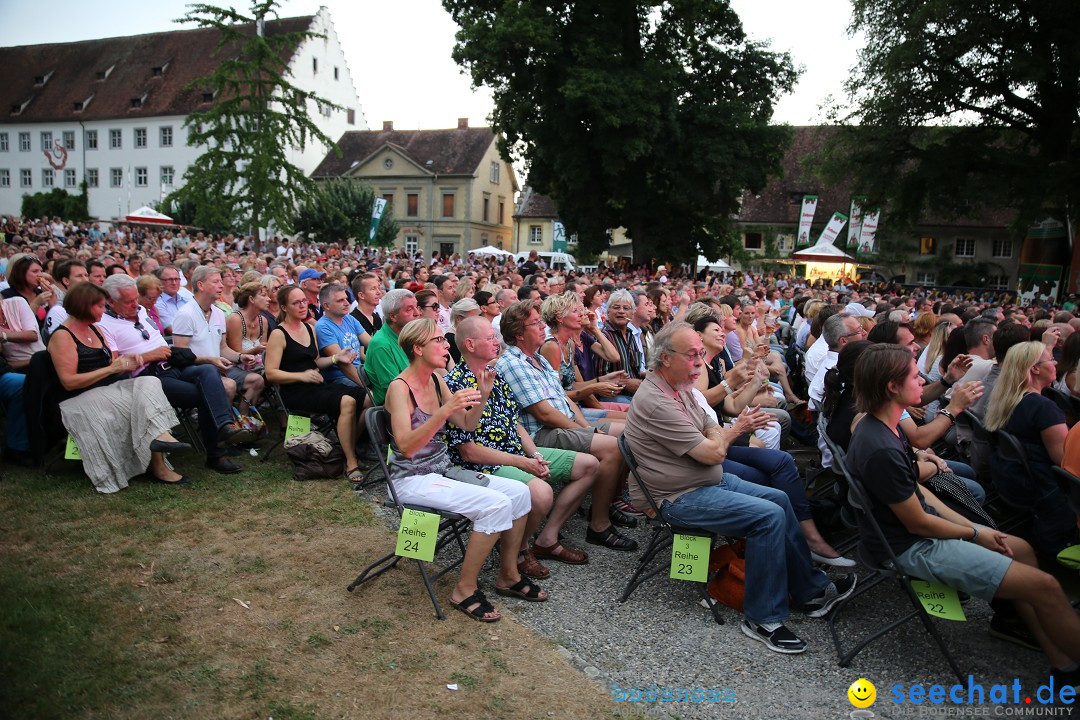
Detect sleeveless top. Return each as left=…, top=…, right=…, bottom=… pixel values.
left=274, top=322, right=317, bottom=373
left=387, top=374, right=452, bottom=481
left=705, top=355, right=728, bottom=420
left=238, top=311, right=265, bottom=352
left=55, top=324, right=118, bottom=392
left=543, top=337, right=576, bottom=391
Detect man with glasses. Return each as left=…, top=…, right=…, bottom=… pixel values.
left=808, top=313, right=865, bottom=411
left=153, top=264, right=193, bottom=334
left=99, top=274, right=251, bottom=473
left=623, top=322, right=856, bottom=654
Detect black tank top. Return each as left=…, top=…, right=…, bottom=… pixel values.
left=274, top=322, right=317, bottom=373
left=55, top=324, right=118, bottom=391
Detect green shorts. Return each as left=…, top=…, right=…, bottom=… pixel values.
left=489, top=447, right=577, bottom=486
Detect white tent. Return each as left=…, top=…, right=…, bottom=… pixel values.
left=469, top=245, right=514, bottom=257
left=697, top=254, right=732, bottom=271
left=792, top=242, right=853, bottom=260
left=123, top=206, right=175, bottom=226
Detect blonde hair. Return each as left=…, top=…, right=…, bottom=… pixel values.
left=449, top=298, right=480, bottom=328
left=540, top=291, right=581, bottom=327
left=683, top=301, right=724, bottom=327
left=398, top=317, right=442, bottom=362
left=985, top=341, right=1046, bottom=431
left=923, top=320, right=953, bottom=375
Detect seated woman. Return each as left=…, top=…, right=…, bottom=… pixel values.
left=386, top=317, right=544, bottom=621
left=848, top=343, right=1080, bottom=682
left=48, top=282, right=192, bottom=492
left=2, top=253, right=53, bottom=329
left=264, top=285, right=365, bottom=483
left=137, top=274, right=166, bottom=336
left=732, top=302, right=802, bottom=406
left=985, top=341, right=1073, bottom=554
left=226, top=282, right=271, bottom=362
left=258, top=275, right=283, bottom=331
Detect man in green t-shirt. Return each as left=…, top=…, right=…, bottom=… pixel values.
left=365, top=289, right=419, bottom=404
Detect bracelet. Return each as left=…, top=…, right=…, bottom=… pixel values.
left=331, top=353, right=338, bottom=364
left=938, top=409, right=956, bottom=425
left=940, top=377, right=954, bottom=389
left=966, top=525, right=979, bottom=542
left=720, top=379, right=731, bottom=393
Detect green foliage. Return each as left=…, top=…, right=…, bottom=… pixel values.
left=21, top=184, right=89, bottom=221
left=444, top=0, right=797, bottom=259
left=293, top=179, right=400, bottom=247
left=170, top=1, right=342, bottom=235
left=821, top=0, right=1080, bottom=230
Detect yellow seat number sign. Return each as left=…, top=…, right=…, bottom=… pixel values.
left=670, top=533, right=711, bottom=582
left=395, top=509, right=439, bottom=562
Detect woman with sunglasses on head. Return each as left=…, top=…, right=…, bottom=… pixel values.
left=385, top=317, right=543, bottom=621
left=264, top=285, right=366, bottom=483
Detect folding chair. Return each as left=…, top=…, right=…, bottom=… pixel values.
left=825, top=444, right=965, bottom=682
left=171, top=407, right=205, bottom=455
left=260, top=383, right=335, bottom=462
left=616, top=435, right=725, bottom=625
left=1043, top=386, right=1079, bottom=427
left=346, top=406, right=471, bottom=620
left=1052, top=466, right=1080, bottom=516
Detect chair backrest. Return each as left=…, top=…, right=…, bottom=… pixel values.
left=617, top=434, right=664, bottom=520
left=1053, top=466, right=1080, bottom=515
left=995, top=428, right=1039, bottom=485
left=1042, top=386, right=1077, bottom=425
left=834, top=451, right=907, bottom=569
left=364, top=405, right=401, bottom=507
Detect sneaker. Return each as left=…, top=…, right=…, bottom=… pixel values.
left=740, top=619, right=807, bottom=654
left=612, top=497, right=645, bottom=517
left=1052, top=666, right=1080, bottom=689
left=802, top=574, right=858, bottom=618
left=989, top=613, right=1040, bottom=651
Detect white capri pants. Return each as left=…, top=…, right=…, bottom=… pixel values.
left=393, top=472, right=531, bottom=535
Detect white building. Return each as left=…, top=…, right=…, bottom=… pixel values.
left=0, top=8, right=365, bottom=220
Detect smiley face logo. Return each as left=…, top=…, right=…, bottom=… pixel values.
left=847, top=678, right=876, bottom=708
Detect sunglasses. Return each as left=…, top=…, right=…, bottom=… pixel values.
left=134, top=319, right=150, bottom=341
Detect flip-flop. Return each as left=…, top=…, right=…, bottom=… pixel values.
left=345, top=467, right=364, bottom=485
left=495, top=578, right=548, bottom=602
left=450, top=589, right=501, bottom=622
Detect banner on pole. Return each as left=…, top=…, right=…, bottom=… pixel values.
left=797, top=195, right=818, bottom=247
left=847, top=197, right=865, bottom=248
left=817, top=211, right=849, bottom=247
left=369, top=198, right=388, bottom=243
left=857, top=209, right=880, bottom=254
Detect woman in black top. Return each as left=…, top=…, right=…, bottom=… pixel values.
left=264, top=285, right=365, bottom=481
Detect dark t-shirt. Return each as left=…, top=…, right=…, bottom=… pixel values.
left=350, top=307, right=382, bottom=336
left=998, top=392, right=1064, bottom=485
left=847, top=414, right=938, bottom=564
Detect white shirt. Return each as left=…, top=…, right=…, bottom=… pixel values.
left=808, top=350, right=839, bottom=411
left=171, top=300, right=226, bottom=358
left=803, top=336, right=830, bottom=383
left=99, top=306, right=169, bottom=375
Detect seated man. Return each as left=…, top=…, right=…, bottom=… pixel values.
left=314, top=282, right=368, bottom=388
left=366, top=289, right=420, bottom=405
left=446, top=316, right=599, bottom=579
left=496, top=300, right=639, bottom=552
left=98, top=274, right=251, bottom=473
left=623, top=321, right=857, bottom=654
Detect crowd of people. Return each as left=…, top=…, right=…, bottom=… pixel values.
left=4, top=213, right=1080, bottom=675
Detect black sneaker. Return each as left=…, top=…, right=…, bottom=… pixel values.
left=802, top=574, right=858, bottom=618
left=740, top=619, right=807, bottom=654
left=989, top=613, right=1040, bottom=651
left=1052, top=666, right=1080, bottom=689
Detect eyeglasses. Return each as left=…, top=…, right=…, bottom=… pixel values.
left=422, top=303, right=440, bottom=310
left=840, top=328, right=867, bottom=339
left=669, top=348, right=707, bottom=361
left=425, top=336, right=450, bottom=346
left=525, top=319, right=546, bottom=328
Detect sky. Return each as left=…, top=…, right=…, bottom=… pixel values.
left=0, top=0, right=862, bottom=130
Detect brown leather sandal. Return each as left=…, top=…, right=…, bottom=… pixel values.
left=517, top=548, right=551, bottom=579
left=533, top=540, right=589, bottom=565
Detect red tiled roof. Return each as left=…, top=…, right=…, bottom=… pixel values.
left=736, top=126, right=1013, bottom=229
left=0, top=16, right=313, bottom=124
left=312, top=126, right=498, bottom=177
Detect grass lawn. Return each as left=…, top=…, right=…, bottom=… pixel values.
left=0, top=450, right=613, bottom=719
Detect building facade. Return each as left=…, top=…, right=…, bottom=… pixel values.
left=312, top=119, right=518, bottom=257
left=0, top=8, right=365, bottom=220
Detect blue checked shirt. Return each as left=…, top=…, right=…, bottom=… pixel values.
left=495, top=344, right=575, bottom=437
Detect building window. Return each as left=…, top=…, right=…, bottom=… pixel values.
left=992, top=238, right=1013, bottom=258
left=381, top=194, right=394, bottom=214
left=109, top=129, right=122, bottom=149
left=987, top=275, right=1010, bottom=289
left=135, top=167, right=147, bottom=187
left=134, top=128, right=147, bottom=148
left=915, top=271, right=936, bottom=285
left=86, top=130, right=98, bottom=150
left=312, top=57, right=318, bottom=74
left=64, top=168, right=76, bottom=188
left=489, top=161, right=500, bottom=184
left=744, top=232, right=763, bottom=249
left=160, top=126, right=173, bottom=147
left=919, top=237, right=937, bottom=255
left=405, top=235, right=418, bottom=255
left=40, top=131, right=53, bottom=151
left=160, top=166, right=174, bottom=186
left=87, top=168, right=98, bottom=187
left=19, top=132, right=30, bottom=152
left=110, top=168, right=123, bottom=187
left=955, top=237, right=975, bottom=257
left=20, top=169, right=31, bottom=187
left=0, top=169, right=9, bottom=187
left=482, top=197, right=490, bottom=222
left=404, top=193, right=419, bottom=217
left=442, top=193, right=454, bottom=217
left=498, top=201, right=504, bottom=225
left=777, top=234, right=794, bottom=252
left=0, top=132, right=7, bottom=152
left=62, top=131, right=75, bottom=150
left=42, top=169, right=54, bottom=187
left=333, top=66, right=339, bottom=80
left=529, top=225, right=543, bottom=244
left=346, top=108, right=355, bottom=125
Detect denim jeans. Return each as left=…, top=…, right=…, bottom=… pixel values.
left=660, top=473, right=830, bottom=625
left=724, top=445, right=810, bottom=521
left=157, top=364, right=233, bottom=459
left=0, top=372, right=28, bottom=451
left=943, top=459, right=986, bottom=507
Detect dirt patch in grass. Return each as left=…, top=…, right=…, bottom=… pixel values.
left=0, top=461, right=613, bottom=719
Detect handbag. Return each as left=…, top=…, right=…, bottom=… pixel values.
left=231, top=405, right=267, bottom=439
left=168, top=347, right=198, bottom=369
left=707, top=540, right=746, bottom=612
left=443, top=466, right=490, bottom=487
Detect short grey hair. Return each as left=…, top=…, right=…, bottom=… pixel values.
left=450, top=298, right=480, bottom=326
left=381, top=288, right=414, bottom=317
left=190, top=265, right=221, bottom=294
left=102, top=272, right=137, bottom=301
left=319, top=282, right=346, bottom=305
left=608, top=289, right=634, bottom=308
left=647, top=321, right=693, bottom=370
left=822, top=312, right=853, bottom=350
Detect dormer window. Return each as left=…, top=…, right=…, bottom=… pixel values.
left=95, top=64, right=115, bottom=81
left=130, top=98, right=143, bottom=108
left=33, top=71, right=53, bottom=87
left=9, top=98, right=31, bottom=115
left=152, top=62, right=169, bottom=77
left=73, top=94, right=94, bottom=113
left=201, top=92, right=214, bottom=103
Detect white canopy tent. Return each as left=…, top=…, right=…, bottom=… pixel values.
left=122, top=206, right=175, bottom=226
left=468, top=245, right=514, bottom=257
left=696, top=254, right=733, bottom=271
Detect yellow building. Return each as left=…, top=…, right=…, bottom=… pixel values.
left=312, top=119, right=518, bottom=257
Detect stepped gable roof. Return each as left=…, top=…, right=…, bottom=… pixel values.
left=313, top=126, right=497, bottom=177
left=0, top=15, right=313, bottom=124
left=736, top=125, right=1013, bottom=229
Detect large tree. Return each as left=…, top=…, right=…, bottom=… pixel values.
left=822, top=0, right=1080, bottom=233
left=443, top=0, right=797, bottom=261
left=170, top=1, right=341, bottom=234
left=293, top=179, right=400, bottom=247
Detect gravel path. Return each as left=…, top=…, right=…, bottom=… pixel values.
left=358, top=482, right=1074, bottom=719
